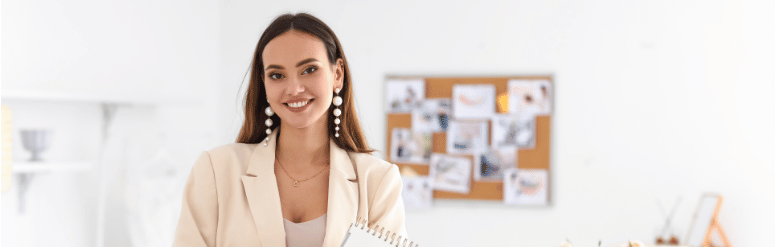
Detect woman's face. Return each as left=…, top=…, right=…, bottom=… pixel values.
left=262, top=30, right=343, bottom=130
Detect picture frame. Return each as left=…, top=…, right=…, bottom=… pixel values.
left=684, top=193, right=731, bottom=247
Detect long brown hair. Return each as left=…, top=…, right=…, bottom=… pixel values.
left=236, top=12, right=375, bottom=154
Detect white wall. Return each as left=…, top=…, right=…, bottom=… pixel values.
left=2, top=0, right=217, bottom=101
left=219, top=0, right=775, bottom=246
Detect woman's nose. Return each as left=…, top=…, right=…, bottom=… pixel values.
left=287, top=80, right=305, bottom=95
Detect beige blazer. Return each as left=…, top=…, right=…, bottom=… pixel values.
left=173, top=128, right=407, bottom=247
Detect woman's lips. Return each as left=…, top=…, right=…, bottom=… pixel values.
left=284, top=99, right=314, bottom=113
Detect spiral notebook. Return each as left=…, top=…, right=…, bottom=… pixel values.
left=340, top=217, right=418, bottom=247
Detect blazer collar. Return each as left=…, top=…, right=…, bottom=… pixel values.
left=241, top=126, right=359, bottom=247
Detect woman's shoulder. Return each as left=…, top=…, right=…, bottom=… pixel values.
left=347, top=152, right=404, bottom=208
left=347, top=152, right=400, bottom=183
left=206, top=142, right=257, bottom=157
left=348, top=152, right=393, bottom=170
left=196, top=142, right=258, bottom=173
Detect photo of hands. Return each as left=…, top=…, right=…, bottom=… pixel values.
left=428, top=153, right=472, bottom=194
left=390, top=128, right=432, bottom=164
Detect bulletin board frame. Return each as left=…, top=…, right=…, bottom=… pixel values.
left=385, top=75, right=553, bottom=202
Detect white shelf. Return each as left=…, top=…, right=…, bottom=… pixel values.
left=1, top=89, right=203, bottom=105
left=11, top=161, right=94, bottom=173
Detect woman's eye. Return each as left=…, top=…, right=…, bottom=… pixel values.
left=302, top=66, right=317, bottom=75
left=269, top=73, right=284, bottom=80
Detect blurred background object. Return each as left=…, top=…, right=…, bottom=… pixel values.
left=684, top=194, right=732, bottom=247
left=20, top=129, right=52, bottom=162
left=17, top=129, right=53, bottom=213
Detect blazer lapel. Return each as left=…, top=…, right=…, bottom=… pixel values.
left=242, top=129, right=285, bottom=247
left=322, top=137, right=359, bottom=247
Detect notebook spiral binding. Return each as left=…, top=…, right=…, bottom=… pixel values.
left=354, top=216, right=418, bottom=247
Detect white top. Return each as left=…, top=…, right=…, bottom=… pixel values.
left=283, top=214, right=327, bottom=247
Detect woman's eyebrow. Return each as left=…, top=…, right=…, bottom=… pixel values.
left=295, top=58, right=318, bottom=67
left=265, top=58, right=319, bottom=71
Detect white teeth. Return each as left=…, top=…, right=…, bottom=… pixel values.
left=288, top=100, right=310, bottom=108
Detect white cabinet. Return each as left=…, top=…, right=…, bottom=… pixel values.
left=1, top=89, right=203, bottom=247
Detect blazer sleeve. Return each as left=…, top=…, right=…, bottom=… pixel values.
left=173, top=151, right=219, bottom=247
left=368, top=164, right=409, bottom=240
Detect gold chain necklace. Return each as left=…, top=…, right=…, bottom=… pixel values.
left=275, top=156, right=329, bottom=187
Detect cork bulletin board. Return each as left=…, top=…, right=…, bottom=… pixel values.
left=385, top=75, right=553, bottom=201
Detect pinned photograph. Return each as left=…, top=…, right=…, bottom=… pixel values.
left=536, top=80, right=552, bottom=115
left=446, top=120, right=489, bottom=155
left=412, top=98, right=452, bottom=133
left=507, top=80, right=542, bottom=119
left=428, top=153, right=472, bottom=194
left=386, top=79, right=425, bottom=113
left=503, top=168, right=548, bottom=205
left=390, top=128, right=432, bottom=164
left=452, top=84, right=495, bottom=119
left=474, top=147, right=517, bottom=182
left=401, top=176, right=433, bottom=209
left=491, top=113, right=536, bottom=149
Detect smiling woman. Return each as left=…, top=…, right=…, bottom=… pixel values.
left=173, top=13, right=408, bottom=247
left=237, top=13, right=372, bottom=151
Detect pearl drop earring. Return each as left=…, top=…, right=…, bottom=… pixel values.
left=333, top=88, right=342, bottom=138
left=263, top=100, right=274, bottom=146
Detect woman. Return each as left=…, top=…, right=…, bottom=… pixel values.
left=173, top=13, right=407, bottom=247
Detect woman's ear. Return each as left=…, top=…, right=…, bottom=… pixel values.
left=334, top=58, right=344, bottom=89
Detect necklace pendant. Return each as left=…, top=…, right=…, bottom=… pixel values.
left=293, top=181, right=299, bottom=187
